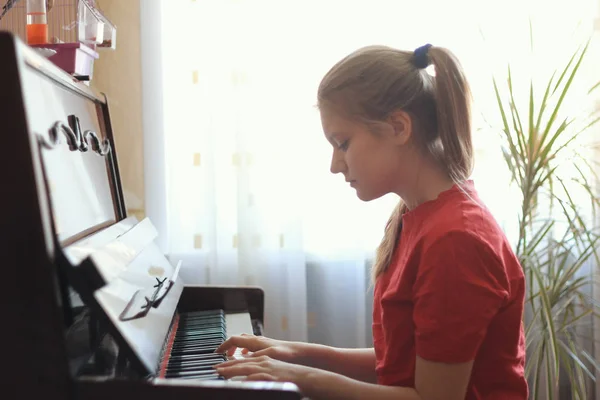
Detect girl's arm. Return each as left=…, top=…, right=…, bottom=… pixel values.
left=216, top=355, right=474, bottom=400
left=299, top=344, right=377, bottom=383
left=216, top=335, right=376, bottom=382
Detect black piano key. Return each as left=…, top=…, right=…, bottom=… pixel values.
left=177, top=373, right=223, bottom=381
left=180, top=319, right=224, bottom=325
left=175, top=329, right=225, bottom=336
left=168, top=358, right=223, bottom=367
left=172, top=341, right=223, bottom=349
left=168, top=370, right=219, bottom=376
left=180, top=310, right=224, bottom=316
left=171, top=345, right=221, bottom=353
left=172, top=338, right=223, bottom=347
left=179, top=318, right=225, bottom=325
left=170, top=348, right=220, bottom=356
left=177, top=324, right=225, bottom=332
left=179, top=320, right=224, bottom=326
left=168, top=359, right=225, bottom=368
left=175, top=328, right=225, bottom=336
left=161, top=309, right=229, bottom=381
left=166, top=372, right=222, bottom=379
left=179, top=317, right=225, bottom=324
left=168, top=356, right=224, bottom=367
left=179, top=317, right=224, bottom=323
left=182, top=320, right=224, bottom=325
left=172, top=338, right=223, bottom=346
left=171, top=343, right=220, bottom=349
left=165, top=369, right=221, bottom=378
left=167, top=363, right=219, bottom=371
left=176, top=328, right=224, bottom=335
left=167, top=367, right=219, bottom=375
left=180, top=310, right=223, bottom=316
left=173, top=337, right=225, bottom=346
left=172, top=340, right=224, bottom=348
left=179, top=323, right=224, bottom=329
left=166, top=352, right=226, bottom=370
left=170, top=347, right=220, bottom=356
left=175, top=332, right=225, bottom=340
left=178, top=327, right=224, bottom=333
left=169, top=353, right=227, bottom=362
left=167, top=363, right=221, bottom=373
left=180, top=313, right=224, bottom=320
left=173, top=335, right=224, bottom=343
left=180, top=321, right=225, bottom=328
left=179, top=324, right=223, bottom=330
left=173, top=337, right=223, bottom=344
left=171, top=345, right=220, bottom=353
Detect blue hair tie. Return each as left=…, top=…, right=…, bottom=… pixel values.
left=412, top=43, right=432, bottom=69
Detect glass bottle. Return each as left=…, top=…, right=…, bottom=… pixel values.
left=26, top=0, right=48, bottom=45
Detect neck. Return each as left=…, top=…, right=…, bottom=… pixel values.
left=400, top=164, right=456, bottom=210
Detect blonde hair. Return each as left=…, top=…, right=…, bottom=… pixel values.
left=317, top=44, right=474, bottom=282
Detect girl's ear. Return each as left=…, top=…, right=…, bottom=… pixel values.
left=387, top=110, right=413, bottom=146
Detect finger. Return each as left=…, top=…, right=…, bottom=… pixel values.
left=248, top=348, right=272, bottom=358
left=214, top=335, right=257, bottom=354
left=216, top=364, right=269, bottom=379
left=214, top=336, right=240, bottom=355
left=214, top=355, right=268, bottom=369
left=244, top=373, right=276, bottom=382
left=214, top=358, right=250, bottom=368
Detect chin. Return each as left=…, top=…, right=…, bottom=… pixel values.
left=355, top=188, right=384, bottom=202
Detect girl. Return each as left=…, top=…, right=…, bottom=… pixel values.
left=214, top=44, right=528, bottom=400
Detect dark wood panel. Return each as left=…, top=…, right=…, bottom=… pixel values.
left=0, top=32, right=72, bottom=400
left=179, top=286, right=265, bottom=324
left=76, top=377, right=302, bottom=400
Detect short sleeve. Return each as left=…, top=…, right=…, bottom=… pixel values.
left=413, top=231, right=509, bottom=363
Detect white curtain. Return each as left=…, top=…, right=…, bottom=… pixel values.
left=142, top=0, right=598, bottom=347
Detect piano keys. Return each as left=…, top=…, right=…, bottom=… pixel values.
left=159, top=310, right=255, bottom=380
left=162, top=309, right=228, bottom=380
left=0, top=31, right=303, bottom=399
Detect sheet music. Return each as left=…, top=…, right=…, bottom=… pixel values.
left=65, top=217, right=177, bottom=288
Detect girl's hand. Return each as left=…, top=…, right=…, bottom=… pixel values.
left=214, top=355, right=316, bottom=386
left=215, top=333, right=301, bottom=363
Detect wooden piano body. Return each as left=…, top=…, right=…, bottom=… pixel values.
left=0, top=32, right=303, bottom=400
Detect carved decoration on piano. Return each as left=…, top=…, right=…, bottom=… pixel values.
left=38, top=114, right=111, bottom=156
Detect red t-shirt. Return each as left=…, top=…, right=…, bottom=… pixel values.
left=372, top=181, right=528, bottom=399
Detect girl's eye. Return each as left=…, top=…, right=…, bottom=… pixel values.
left=338, top=140, right=349, bottom=151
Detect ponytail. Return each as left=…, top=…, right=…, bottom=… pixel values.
left=371, top=201, right=406, bottom=283
left=316, top=44, right=474, bottom=283
left=428, top=47, right=474, bottom=183
left=371, top=46, right=474, bottom=283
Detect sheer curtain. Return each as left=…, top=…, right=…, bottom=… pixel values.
left=141, top=0, right=598, bottom=347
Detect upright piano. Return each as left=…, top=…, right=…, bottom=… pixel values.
left=0, top=32, right=303, bottom=399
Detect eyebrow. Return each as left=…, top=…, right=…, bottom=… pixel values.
left=326, top=132, right=345, bottom=143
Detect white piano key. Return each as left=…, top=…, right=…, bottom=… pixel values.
left=224, top=312, right=253, bottom=360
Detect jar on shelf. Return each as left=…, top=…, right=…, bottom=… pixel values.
left=26, top=0, right=48, bottom=45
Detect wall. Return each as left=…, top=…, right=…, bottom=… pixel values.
left=0, top=0, right=146, bottom=219
left=91, top=0, right=145, bottom=221
left=0, top=0, right=78, bottom=43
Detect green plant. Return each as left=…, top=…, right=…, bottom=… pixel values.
left=494, top=39, right=600, bottom=399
